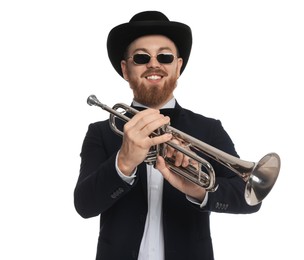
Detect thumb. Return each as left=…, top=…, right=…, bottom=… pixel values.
left=156, top=156, right=172, bottom=181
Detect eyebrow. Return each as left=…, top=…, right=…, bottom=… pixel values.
left=131, top=47, right=174, bottom=54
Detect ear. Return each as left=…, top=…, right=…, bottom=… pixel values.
left=177, top=57, right=183, bottom=77
left=121, top=60, right=129, bottom=81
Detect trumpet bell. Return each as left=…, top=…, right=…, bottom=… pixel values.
left=245, top=153, right=280, bottom=205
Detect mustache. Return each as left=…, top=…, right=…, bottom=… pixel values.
left=141, top=68, right=168, bottom=78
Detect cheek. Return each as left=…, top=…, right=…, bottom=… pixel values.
left=130, top=70, right=148, bottom=85
left=126, top=66, right=143, bottom=79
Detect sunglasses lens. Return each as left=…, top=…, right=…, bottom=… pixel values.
left=133, top=54, right=151, bottom=64
left=131, top=53, right=175, bottom=64
left=157, top=54, right=175, bottom=64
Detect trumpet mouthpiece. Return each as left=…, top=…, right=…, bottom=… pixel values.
left=87, top=95, right=98, bottom=106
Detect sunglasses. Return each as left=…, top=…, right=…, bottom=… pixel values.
left=127, top=53, right=177, bottom=65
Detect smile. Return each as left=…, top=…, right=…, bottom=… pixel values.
left=146, top=75, right=162, bottom=80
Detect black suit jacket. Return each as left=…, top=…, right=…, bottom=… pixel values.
left=74, top=102, right=261, bottom=260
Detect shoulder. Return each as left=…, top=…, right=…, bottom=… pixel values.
left=176, top=102, right=222, bottom=131
left=85, top=119, right=114, bottom=139
left=176, top=103, right=233, bottom=147
left=181, top=107, right=218, bottom=123
left=177, top=103, right=238, bottom=156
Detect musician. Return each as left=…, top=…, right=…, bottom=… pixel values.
left=74, top=11, right=261, bottom=260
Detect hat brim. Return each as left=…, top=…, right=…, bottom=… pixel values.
left=107, top=21, right=192, bottom=77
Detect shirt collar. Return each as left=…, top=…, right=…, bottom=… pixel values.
left=132, top=97, right=176, bottom=109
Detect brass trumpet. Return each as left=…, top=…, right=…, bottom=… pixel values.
left=87, top=95, right=280, bottom=206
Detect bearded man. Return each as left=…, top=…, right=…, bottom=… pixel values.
left=74, top=11, right=261, bottom=260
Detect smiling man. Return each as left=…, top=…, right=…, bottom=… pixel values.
left=121, top=35, right=182, bottom=108
left=74, top=11, right=261, bottom=260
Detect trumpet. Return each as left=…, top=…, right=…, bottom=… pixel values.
left=87, top=95, right=280, bottom=206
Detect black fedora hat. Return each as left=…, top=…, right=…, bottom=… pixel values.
left=107, top=11, right=192, bottom=77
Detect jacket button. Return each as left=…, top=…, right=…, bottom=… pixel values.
left=110, top=187, right=124, bottom=199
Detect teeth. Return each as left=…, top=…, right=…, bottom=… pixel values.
left=147, top=75, right=161, bottom=80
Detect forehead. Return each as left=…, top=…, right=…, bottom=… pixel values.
left=127, top=35, right=178, bottom=53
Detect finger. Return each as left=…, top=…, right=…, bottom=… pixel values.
left=165, top=139, right=191, bottom=167
left=156, top=156, right=186, bottom=190
left=174, top=150, right=184, bottom=167
left=149, top=133, right=172, bottom=147
left=156, top=156, right=207, bottom=201
left=139, top=114, right=170, bottom=138
left=165, top=139, right=180, bottom=158
left=124, top=108, right=160, bottom=130
left=165, top=144, right=175, bottom=158
left=155, top=156, right=173, bottom=181
left=125, top=110, right=170, bottom=138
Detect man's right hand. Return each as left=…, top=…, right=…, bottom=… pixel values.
left=117, top=108, right=172, bottom=176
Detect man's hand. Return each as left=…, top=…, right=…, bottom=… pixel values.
left=118, top=108, right=172, bottom=176
left=156, top=140, right=207, bottom=202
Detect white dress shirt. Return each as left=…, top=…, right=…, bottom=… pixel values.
left=115, top=98, right=208, bottom=260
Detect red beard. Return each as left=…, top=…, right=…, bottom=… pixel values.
left=130, top=69, right=178, bottom=107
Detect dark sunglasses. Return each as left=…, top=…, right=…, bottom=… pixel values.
left=127, top=53, right=177, bottom=65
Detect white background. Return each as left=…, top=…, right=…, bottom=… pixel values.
left=1, top=1, right=303, bottom=259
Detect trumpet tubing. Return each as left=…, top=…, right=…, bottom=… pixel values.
left=87, top=95, right=280, bottom=206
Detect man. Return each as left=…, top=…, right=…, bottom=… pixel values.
left=74, top=11, right=261, bottom=260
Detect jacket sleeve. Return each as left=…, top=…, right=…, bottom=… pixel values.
left=73, top=121, right=136, bottom=219
left=197, top=119, right=262, bottom=214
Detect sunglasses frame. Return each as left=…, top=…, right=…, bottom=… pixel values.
left=127, top=53, right=177, bottom=65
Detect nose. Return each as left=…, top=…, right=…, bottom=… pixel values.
left=147, top=55, right=160, bottom=68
